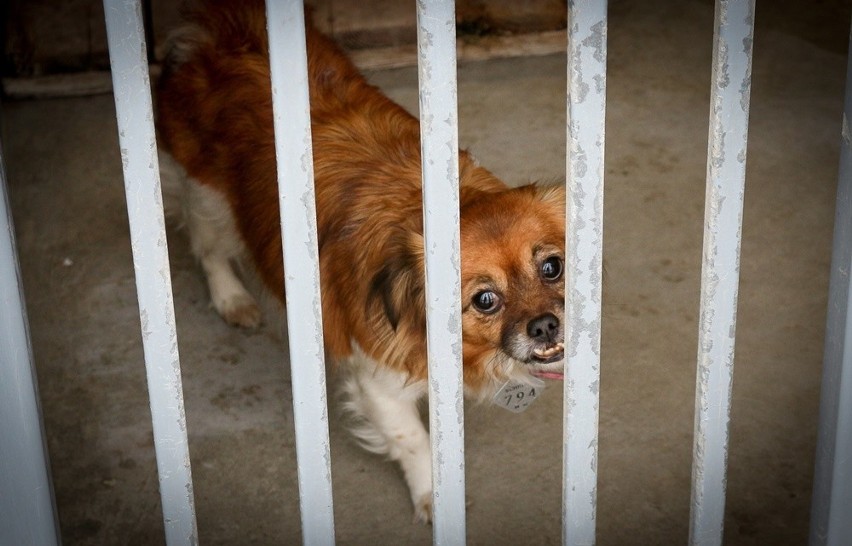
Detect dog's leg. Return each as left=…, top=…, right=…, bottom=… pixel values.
left=342, top=348, right=433, bottom=523
left=182, top=178, right=262, bottom=328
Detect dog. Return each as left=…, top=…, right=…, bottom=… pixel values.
left=156, top=0, right=566, bottom=523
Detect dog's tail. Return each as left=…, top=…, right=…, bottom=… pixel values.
left=160, top=26, right=206, bottom=72
left=158, top=0, right=271, bottom=74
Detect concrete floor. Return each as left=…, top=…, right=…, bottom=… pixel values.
left=2, top=0, right=849, bottom=544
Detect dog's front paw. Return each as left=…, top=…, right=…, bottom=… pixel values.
left=413, top=492, right=433, bottom=525
left=215, top=293, right=262, bottom=329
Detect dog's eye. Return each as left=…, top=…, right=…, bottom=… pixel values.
left=541, top=256, right=563, bottom=282
left=472, top=290, right=502, bottom=314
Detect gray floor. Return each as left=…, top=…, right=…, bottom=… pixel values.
left=2, top=0, right=848, bottom=544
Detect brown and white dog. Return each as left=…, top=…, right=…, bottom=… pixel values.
left=156, top=0, right=565, bottom=523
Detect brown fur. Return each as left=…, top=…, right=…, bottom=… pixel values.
left=156, top=0, right=565, bottom=392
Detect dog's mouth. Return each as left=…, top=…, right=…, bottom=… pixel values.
left=529, top=342, right=565, bottom=380
left=531, top=342, right=564, bottom=363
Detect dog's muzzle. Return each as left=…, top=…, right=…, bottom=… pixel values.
left=523, top=313, right=565, bottom=379
left=527, top=313, right=564, bottom=363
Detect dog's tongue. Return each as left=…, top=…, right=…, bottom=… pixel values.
left=532, top=371, right=565, bottom=380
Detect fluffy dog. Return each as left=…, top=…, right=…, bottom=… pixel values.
left=156, top=0, right=565, bottom=523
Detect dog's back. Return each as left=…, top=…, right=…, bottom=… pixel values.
left=156, top=0, right=508, bottom=360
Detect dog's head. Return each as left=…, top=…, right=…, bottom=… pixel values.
left=368, top=182, right=565, bottom=393
left=458, top=184, right=566, bottom=390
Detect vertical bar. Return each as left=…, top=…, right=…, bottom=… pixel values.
left=689, top=1, right=754, bottom=545
left=265, top=1, right=336, bottom=544
left=562, top=1, right=607, bottom=545
left=809, top=15, right=852, bottom=546
left=103, top=1, right=198, bottom=544
left=415, top=0, right=466, bottom=544
left=0, top=144, right=60, bottom=546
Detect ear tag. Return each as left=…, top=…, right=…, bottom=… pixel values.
left=493, top=380, right=542, bottom=413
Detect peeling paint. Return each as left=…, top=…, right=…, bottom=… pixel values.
left=266, top=2, right=338, bottom=543
left=584, top=21, right=607, bottom=65
left=563, top=3, right=607, bottom=544
left=105, top=1, right=198, bottom=544
left=739, top=68, right=752, bottom=114
left=690, top=1, right=754, bottom=543
left=716, top=40, right=731, bottom=89
left=416, top=1, right=466, bottom=539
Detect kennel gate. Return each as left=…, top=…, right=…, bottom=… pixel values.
left=2, top=0, right=852, bottom=544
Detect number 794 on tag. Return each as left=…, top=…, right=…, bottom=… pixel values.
left=492, top=381, right=541, bottom=413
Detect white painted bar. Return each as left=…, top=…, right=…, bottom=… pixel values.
left=264, top=1, right=336, bottom=544
left=562, top=1, right=607, bottom=544
left=102, top=1, right=198, bottom=544
left=809, top=14, right=852, bottom=546
left=689, top=1, right=755, bottom=545
left=415, top=0, right=467, bottom=544
left=0, top=144, right=60, bottom=546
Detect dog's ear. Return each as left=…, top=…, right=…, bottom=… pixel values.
left=368, top=231, right=426, bottom=332
left=534, top=183, right=566, bottom=212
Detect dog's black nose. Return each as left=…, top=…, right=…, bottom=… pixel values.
left=527, top=313, right=560, bottom=342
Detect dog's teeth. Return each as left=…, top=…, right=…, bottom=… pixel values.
left=534, top=343, right=565, bottom=359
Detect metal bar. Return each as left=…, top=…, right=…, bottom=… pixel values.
left=102, top=1, right=198, bottom=544
left=0, top=142, right=60, bottom=546
left=562, top=1, right=607, bottom=544
left=689, top=1, right=755, bottom=544
left=264, top=1, right=336, bottom=544
left=809, top=14, right=852, bottom=546
left=415, top=0, right=467, bottom=544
